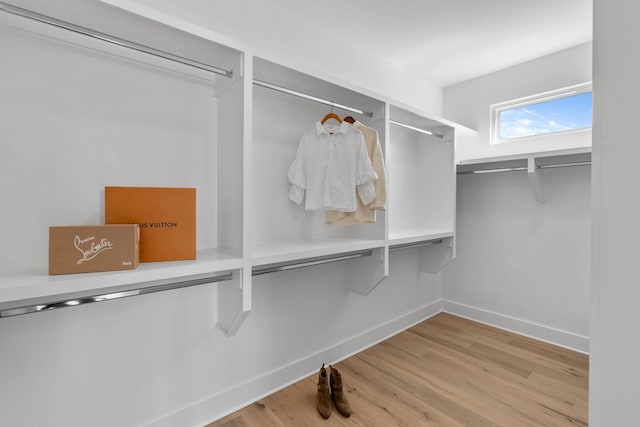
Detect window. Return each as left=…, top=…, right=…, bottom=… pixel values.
left=491, top=83, right=592, bottom=144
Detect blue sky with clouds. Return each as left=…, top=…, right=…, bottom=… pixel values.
left=500, top=92, right=592, bottom=140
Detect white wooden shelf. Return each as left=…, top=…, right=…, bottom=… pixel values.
left=457, top=146, right=591, bottom=165
left=388, top=230, right=454, bottom=247
left=388, top=231, right=455, bottom=274
left=0, top=249, right=243, bottom=309
left=251, top=239, right=386, bottom=267
left=457, top=147, right=592, bottom=202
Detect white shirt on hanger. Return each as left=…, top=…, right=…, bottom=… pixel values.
left=288, top=121, right=378, bottom=212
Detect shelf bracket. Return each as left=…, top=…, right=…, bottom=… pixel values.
left=347, top=247, right=387, bottom=295
left=527, top=157, right=545, bottom=203
left=417, top=237, right=455, bottom=274
left=389, top=238, right=453, bottom=274
left=216, top=266, right=251, bottom=337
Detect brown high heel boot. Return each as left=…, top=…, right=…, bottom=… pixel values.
left=316, top=364, right=332, bottom=419
left=330, top=365, right=352, bottom=417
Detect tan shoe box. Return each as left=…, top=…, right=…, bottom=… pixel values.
left=49, top=224, right=140, bottom=275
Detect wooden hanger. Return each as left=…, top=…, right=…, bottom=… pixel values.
left=343, top=116, right=355, bottom=124
left=321, top=102, right=342, bottom=124
left=321, top=112, right=342, bottom=124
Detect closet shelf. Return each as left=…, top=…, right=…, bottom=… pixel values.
left=251, top=239, right=386, bottom=267
left=457, top=147, right=592, bottom=203
left=0, top=271, right=233, bottom=319
left=388, top=230, right=454, bottom=247
left=0, top=248, right=243, bottom=309
left=252, top=249, right=373, bottom=276
left=389, top=235, right=455, bottom=274
left=457, top=146, right=591, bottom=168
left=390, top=239, right=443, bottom=252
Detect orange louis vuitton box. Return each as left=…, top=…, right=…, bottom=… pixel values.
left=105, top=187, right=196, bottom=262
left=49, top=224, right=140, bottom=275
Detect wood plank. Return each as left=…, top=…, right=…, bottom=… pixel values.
left=208, top=313, right=588, bottom=426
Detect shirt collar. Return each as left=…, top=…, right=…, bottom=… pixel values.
left=316, top=121, right=350, bottom=135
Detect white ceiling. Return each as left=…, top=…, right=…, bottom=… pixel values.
left=270, top=0, right=593, bottom=87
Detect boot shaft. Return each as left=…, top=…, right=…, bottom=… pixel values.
left=329, top=365, right=352, bottom=418
left=329, top=366, right=343, bottom=390
left=316, top=364, right=332, bottom=419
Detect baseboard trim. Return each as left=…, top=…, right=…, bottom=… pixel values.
left=145, top=300, right=444, bottom=427
left=443, top=300, right=589, bottom=354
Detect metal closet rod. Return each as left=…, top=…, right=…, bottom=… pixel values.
left=389, top=120, right=444, bottom=139
left=0, top=272, right=233, bottom=318
left=252, top=249, right=373, bottom=276
left=457, top=160, right=592, bottom=175
left=253, top=79, right=374, bottom=118
left=0, top=2, right=233, bottom=78
left=389, top=239, right=444, bottom=252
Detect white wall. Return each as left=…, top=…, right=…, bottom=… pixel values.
left=442, top=45, right=592, bottom=352
left=444, top=167, right=591, bottom=351
left=445, top=43, right=592, bottom=161
left=100, top=0, right=443, bottom=116
left=589, top=1, right=640, bottom=424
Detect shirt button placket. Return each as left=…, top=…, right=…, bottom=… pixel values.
left=325, top=138, right=334, bottom=206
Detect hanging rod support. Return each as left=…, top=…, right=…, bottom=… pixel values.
left=0, top=272, right=233, bottom=318
left=252, top=249, right=373, bottom=276
left=537, top=161, right=592, bottom=170
left=253, top=79, right=374, bottom=118
left=457, top=161, right=592, bottom=175
left=0, top=2, right=233, bottom=78
left=389, top=120, right=443, bottom=139
left=390, top=239, right=443, bottom=252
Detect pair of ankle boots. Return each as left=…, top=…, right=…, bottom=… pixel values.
left=316, top=364, right=352, bottom=419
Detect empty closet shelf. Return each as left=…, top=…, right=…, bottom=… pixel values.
left=251, top=239, right=385, bottom=267
left=457, top=161, right=591, bottom=175
left=390, top=239, right=443, bottom=252
left=252, top=249, right=373, bottom=276
left=456, top=147, right=592, bottom=175
left=388, top=231, right=454, bottom=247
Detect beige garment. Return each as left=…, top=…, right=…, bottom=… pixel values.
left=326, top=121, right=387, bottom=225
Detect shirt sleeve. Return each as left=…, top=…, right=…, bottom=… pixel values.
left=288, top=137, right=306, bottom=205
left=355, top=134, right=378, bottom=206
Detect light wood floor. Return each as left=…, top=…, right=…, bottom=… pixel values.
left=208, top=313, right=588, bottom=426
